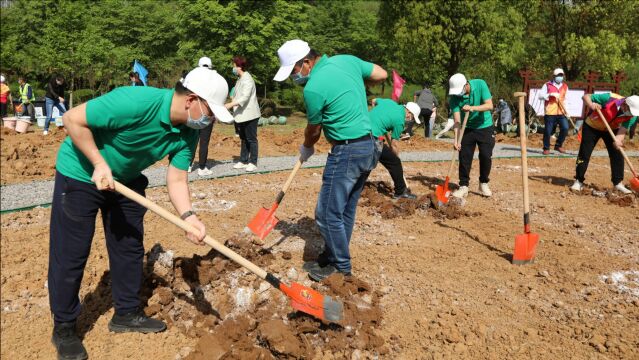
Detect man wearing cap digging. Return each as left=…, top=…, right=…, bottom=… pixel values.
left=273, top=39, right=387, bottom=281
left=448, top=73, right=495, bottom=199
left=570, top=93, right=639, bottom=194
left=47, top=67, right=233, bottom=360
left=538, top=68, right=570, bottom=155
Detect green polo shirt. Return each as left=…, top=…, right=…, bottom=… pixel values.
left=590, top=93, right=637, bottom=129
left=56, top=86, right=198, bottom=184
left=448, top=79, right=493, bottom=129
left=369, top=98, right=405, bottom=140
left=303, top=54, right=374, bottom=141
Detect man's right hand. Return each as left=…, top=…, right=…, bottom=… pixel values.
left=454, top=142, right=461, bottom=151
left=590, top=103, right=602, bottom=111
left=92, top=162, right=114, bottom=190
left=184, top=215, right=206, bottom=245
left=299, top=144, right=315, bottom=162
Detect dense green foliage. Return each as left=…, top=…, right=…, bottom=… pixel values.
left=1, top=0, right=637, bottom=110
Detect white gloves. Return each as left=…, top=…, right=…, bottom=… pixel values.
left=299, top=144, right=315, bottom=162
left=549, top=92, right=560, bottom=99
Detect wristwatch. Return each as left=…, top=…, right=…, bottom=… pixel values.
left=180, top=210, right=196, bottom=220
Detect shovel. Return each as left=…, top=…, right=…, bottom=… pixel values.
left=556, top=100, right=582, bottom=142
left=112, top=180, right=343, bottom=322
left=595, top=108, right=639, bottom=192
left=512, top=92, right=540, bottom=265
left=246, top=159, right=303, bottom=240
left=435, top=111, right=469, bottom=206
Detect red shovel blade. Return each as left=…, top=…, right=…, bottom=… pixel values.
left=512, top=232, right=539, bottom=265
left=279, top=282, right=343, bottom=322
left=435, top=176, right=451, bottom=205
left=630, top=177, right=639, bottom=193
left=577, top=129, right=582, bottom=142
left=247, top=206, right=279, bottom=240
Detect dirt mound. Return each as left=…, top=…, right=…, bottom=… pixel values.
left=360, top=181, right=479, bottom=220
left=570, top=184, right=638, bottom=207
left=142, top=235, right=385, bottom=359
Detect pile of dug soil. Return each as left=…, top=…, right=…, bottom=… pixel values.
left=141, top=234, right=386, bottom=359
left=571, top=183, right=638, bottom=207
left=359, top=181, right=480, bottom=220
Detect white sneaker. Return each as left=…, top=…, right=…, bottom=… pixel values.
left=452, top=186, right=469, bottom=198
left=197, top=168, right=213, bottom=176
left=187, top=164, right=193, bottom=172
left=570, top=180, right=583, bottom=192
left=233, top=162, right=248, bottom=169
left=614, top=182, right=632, bottom=194
left=245, top=163, right=257, bottom=172
left=43, top=130, right=48, bottom=135
left=479, top=183, right=492, bottom=197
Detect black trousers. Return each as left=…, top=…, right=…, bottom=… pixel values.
left=378, top=143, right=407, bottom=195
left=458, top=126, right=495, bottom=187
left=419, top=108, right=433, bottom=137
left=48, top=171, right=148, bottom=324
left=575, top=123, right=624, bottom=185
left=195, top=122, right=214, bottom=169
left=237, top=118, right=259, bottom=165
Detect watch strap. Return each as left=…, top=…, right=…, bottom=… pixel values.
left=180, top=210, right=195, bottom=220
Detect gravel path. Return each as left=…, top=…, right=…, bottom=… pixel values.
left=2, top=142, right=637, bottom=212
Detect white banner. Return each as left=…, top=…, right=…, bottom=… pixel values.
left=528, top=88, right=586, bottom=118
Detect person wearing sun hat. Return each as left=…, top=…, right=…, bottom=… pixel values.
left=571, top=93, right=639, bottom=194
left=538, top=68, right=570, bottom=154
left=447, top=73, right=495, bottom=199
left=273, top=39, right=388, bottom=281
left=369, top=98, right=420, bottom=199
left=47, top=67, right=232, bottom=360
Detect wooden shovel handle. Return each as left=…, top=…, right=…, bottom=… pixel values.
left=113, top=181, right=268, bottom=279
left=447, top=111, right=470, bottom=178
left=282, top=159, right=303, bottom=194
left=555, top=100, right=578, bottom=129
left=514, top=92, right=530, bottom=214
left=595, top=108, right=638, bottom=178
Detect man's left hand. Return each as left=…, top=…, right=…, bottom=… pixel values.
left=613, top=140, right=624, bottom=150
left=184, top=215, right=206, bottom=245
left=462, top=105, right=472, bottom=112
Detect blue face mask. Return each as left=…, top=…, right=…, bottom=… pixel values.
left=554, top=76, right=564, bottom=83
left=291, top=64, right=309, bottom=85
left=185, top=99, right=212, bottom=129
left=232, top=67, right=238, bottom=76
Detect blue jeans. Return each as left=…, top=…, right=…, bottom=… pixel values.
left=543, top=114, right=569, bottom=150
left=315, top=136, right=380, bottom=273
left=45, top=97, right=67, bottom=131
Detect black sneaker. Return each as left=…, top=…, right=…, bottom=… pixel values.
left=108, top=309, right=167, bottom=333
left=307, top=264, right=351, bottom=282
left=393, top=189, right=417, bottom=200
left=51, top=322, right=88, bottom=360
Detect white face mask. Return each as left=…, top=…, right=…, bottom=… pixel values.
left=185, top=99, right=212, bottom=129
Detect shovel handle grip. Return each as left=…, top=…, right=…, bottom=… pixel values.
left=113, top=181, right=268, bottom=279
left=595, top=108, right=638, bottom=178
left=446, top=112, right=470, bottom=178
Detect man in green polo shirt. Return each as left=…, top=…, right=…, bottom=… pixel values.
left=369, top=98, right=420, bottom=199
left=448, top=73, right=495, bottom=198
left=48, top=67, right=233, bottom=360
left=274, top=39, right=387, bottom=281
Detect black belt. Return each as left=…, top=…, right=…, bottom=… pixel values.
left=331, top=133, right=372, bottom=145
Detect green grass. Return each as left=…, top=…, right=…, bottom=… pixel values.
left=213, top=113, right=308, bottom=136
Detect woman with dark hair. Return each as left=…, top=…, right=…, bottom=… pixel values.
left=226, top=56, right=261, bottom=171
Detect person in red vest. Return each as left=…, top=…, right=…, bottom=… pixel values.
left=570, top=93, right=638, bottom=194
left=538, top=68, right=569, bottom=155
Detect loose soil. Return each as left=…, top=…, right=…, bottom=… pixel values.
left=2, top=156, right=639, bottom=359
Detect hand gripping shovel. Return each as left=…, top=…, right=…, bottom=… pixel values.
left=246, top=159, right=303, bottom=240
left=556, top=100, right=582, bottom=142
left=435, top=111, right=470, bottom=206
left=112, top=180, right=343, bottom=322
left=595, top=108, right=639, bottom=192
left=513, top=92, right=540, bottom=265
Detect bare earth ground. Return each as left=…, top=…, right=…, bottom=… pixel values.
left=2, top=156, right=638, bottom=359
left=5, top=114, right=635, bottom=185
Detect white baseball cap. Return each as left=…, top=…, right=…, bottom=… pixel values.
left=198, top=56, right=212, bottom=68
left=405, top=102, right=422, bottom=124
left=553, top=68, right=564, bottom=76
left=448, top=73, right=467, bottom=95
left=626, top=95, right=639, bottom=116
left=273, top=39, right=311, bottom=81
left=181, top=67, right=233, bottom=124
left=0, top=75, right=5, bottom=83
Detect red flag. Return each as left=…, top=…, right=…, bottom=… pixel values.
left=391, top=70, right=406, bottom=102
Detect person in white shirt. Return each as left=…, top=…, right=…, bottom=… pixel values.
left=226, top=56, right=261, bottom=172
